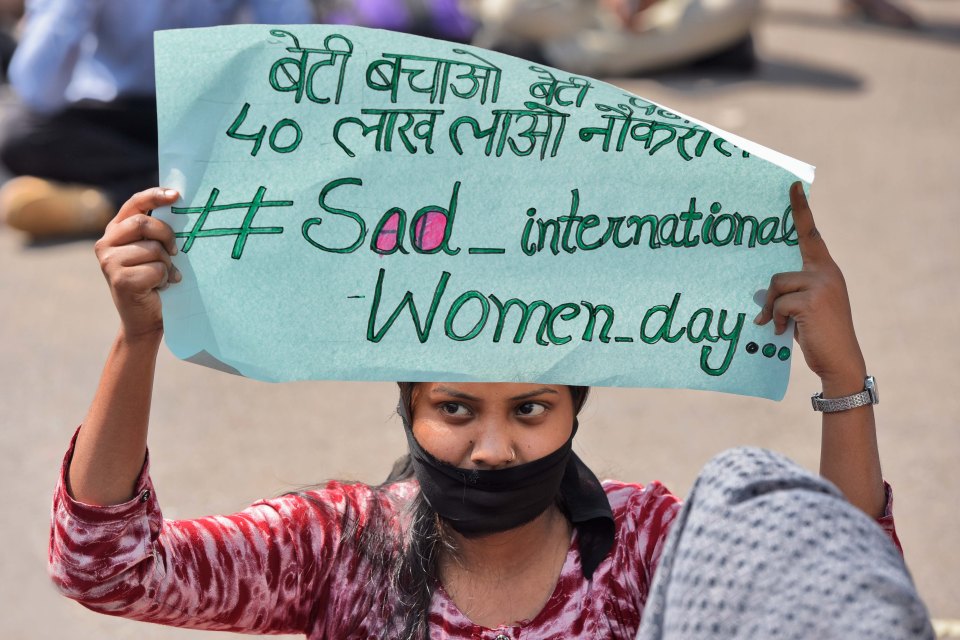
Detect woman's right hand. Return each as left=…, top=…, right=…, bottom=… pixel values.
left=94, top=188, right=181, bottom=341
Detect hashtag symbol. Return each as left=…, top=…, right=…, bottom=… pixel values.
left=171, top=186, right=293, bottom=259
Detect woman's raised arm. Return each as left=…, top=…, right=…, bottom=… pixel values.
left=68, top=188, right=181, bottom=506
left=755, top=183, right=885, bottom=518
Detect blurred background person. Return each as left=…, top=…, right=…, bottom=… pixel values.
left=472, top=0, right=762, bottom=76
left=0, top=0, right=313, bottom=239
left=312, top=0, right=478, bottom=42
left=470, top=0, right=920, bottom=77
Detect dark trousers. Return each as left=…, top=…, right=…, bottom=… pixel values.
left=637, top=447, right=933, bottom=640
left=0, top=97, right=158, bottom=207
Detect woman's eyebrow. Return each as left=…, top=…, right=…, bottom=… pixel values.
left=432, top=386, right=480, bottom=401
left=509, top=387, right=559, bottom=401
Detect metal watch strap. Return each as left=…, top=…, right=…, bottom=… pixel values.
left=811, top=376, right=878, bottom=413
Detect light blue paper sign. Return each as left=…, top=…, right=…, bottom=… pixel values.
left=155, top=25, right=813, bottom=399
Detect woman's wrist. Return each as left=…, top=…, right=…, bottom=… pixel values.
left=116, top=325, right=164, bottom=351
left=819, top=359, right=868, bottom=398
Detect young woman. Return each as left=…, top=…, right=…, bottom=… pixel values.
left=49, top=183, right=929, bottom=638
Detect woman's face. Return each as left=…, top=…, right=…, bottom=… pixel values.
left=410, top=383, right=575, bottom=470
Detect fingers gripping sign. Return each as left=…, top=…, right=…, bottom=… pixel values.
left=754, top=183, right=865, bottom=383
left=96, top=188, right=183, bottom=340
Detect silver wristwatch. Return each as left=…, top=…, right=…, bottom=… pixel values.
left=811, top=376, right=879, bottom=412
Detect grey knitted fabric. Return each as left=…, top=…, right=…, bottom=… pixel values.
left=636, top=447, right=933, bottom=640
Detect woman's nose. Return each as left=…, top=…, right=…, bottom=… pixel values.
left=469, top=424, right=516, bottom=469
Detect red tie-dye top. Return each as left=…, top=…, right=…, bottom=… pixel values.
left=48, top=434, right=899, bottom=639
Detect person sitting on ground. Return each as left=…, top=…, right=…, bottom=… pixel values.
left=0, top=0, right=312, bottom=239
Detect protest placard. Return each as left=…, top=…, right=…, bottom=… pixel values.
left=155, top=25, right=814, bottom=399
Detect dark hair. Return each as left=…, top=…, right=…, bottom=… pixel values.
left=321, top=383, right=590, bottom=639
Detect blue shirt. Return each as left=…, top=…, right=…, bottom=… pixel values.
left=10, top=0, right=314, bottom=113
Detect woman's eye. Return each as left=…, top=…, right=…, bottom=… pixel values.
left=439, top=402, right=470, bottom=417
left=517, top=402, right=546, bottom=417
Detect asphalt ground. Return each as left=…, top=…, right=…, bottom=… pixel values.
left=1, top=1, right=958, bottom=637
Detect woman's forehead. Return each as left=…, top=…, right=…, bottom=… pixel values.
left=414, top=382, right=567, bottom=401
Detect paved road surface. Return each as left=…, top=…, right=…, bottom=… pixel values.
left=2, top=0, right=958, bottom=637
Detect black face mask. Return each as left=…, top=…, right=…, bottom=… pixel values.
left=398, top=400, right=615, bottom=579
left=404, top=421, right=574, bottom=536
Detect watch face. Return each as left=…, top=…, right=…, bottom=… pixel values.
left=866, top=376, right=879, bottom=403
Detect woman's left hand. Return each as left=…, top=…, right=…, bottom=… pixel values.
left=754, top=183, right=867, bottom=390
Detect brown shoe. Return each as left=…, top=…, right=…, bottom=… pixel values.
left=0, top=176, right=114, bottom=238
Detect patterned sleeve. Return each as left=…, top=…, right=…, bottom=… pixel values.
left=48, top=429, right=374, bottom=634
left=876, top=481, right=902, bottom=554
left=622, top=482, right=683, bottom=588
left=604, top=481, right=683, bottom=618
